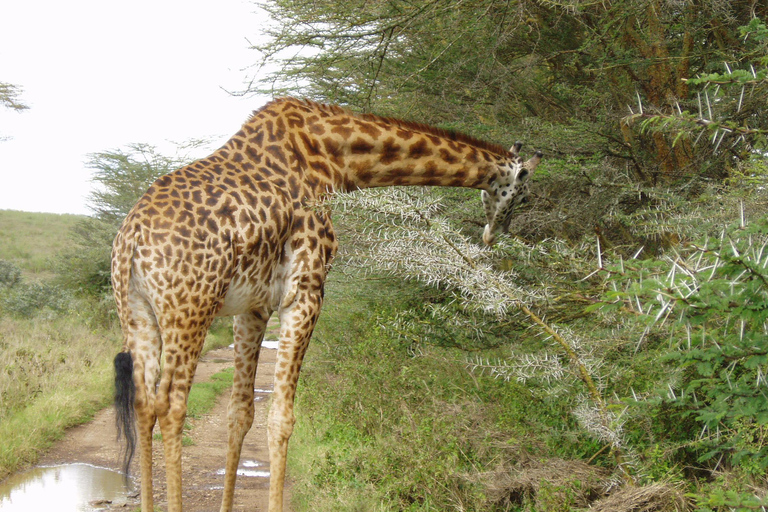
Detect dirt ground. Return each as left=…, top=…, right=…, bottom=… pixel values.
left=36, top=318, right=288, bottom=511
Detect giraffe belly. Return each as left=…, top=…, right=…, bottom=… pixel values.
left=217, top=280, right=258, bottom=317
left=217, top=254, right=293, bottom=318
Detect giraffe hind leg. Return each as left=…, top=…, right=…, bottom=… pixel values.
left=220, top=311, right=268, bottom=512
left=116, top=292, right=163, bottom=512
left=154, top=324, right=209, bottom=512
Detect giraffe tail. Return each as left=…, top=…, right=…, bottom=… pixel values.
left=114, top=351, right=136, bottom=477
left=111, top=226, right=138, bottom=477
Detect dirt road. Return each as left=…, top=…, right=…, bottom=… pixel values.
left=36, top=323, right=287, bottom=511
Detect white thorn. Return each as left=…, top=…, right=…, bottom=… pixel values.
left=737, top=86, right=745, bottom=113
left=697, top=92, right=703, bottom=118
left=596, top=235, right=603, bottom=269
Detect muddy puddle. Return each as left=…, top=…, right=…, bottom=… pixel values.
left=0, top=463, right=132, bottom=511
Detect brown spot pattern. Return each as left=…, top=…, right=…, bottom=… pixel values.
left=110, top=96, right=527, bottom=512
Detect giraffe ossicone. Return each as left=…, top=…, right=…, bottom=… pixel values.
left=111, top=97, right=542, bottom=512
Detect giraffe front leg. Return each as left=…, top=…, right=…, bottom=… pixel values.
left=268, top=287, right=323, bottom=512
left=220, top=311, right=268, bottom=512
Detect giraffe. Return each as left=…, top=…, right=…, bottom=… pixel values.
left=111, top=97, right=542, bottom=512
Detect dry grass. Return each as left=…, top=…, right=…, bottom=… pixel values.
left=590, top=482, right=690, bottom=512
left=482, top=454, right=691, bottom=512
left=483, top=456, right=611, bottom=510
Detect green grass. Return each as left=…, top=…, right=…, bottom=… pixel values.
left=187, top=368, right=234, bottom=419
left=0, top=314, right=122, bottom=479
left=0, top=210, right=85, bottom=279
left=287, top=274, right=542, bottom=511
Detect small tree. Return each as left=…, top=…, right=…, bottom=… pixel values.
left=56, top=143, right=192, bottom=295
left=0, top=82, right=28, bottom=112
left=1, top=81, right=29, bottom=142
left=633, top=18, right=768, bottom=179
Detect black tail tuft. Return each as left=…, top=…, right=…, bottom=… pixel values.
left=114, top=351, right=136, bottom=478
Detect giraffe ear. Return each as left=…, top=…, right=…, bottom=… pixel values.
left=522, top=150, right=543, bottom=176
left=509, top=141, right=523, bottom=157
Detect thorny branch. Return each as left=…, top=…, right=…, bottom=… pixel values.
left=330, top=188, right=635, bottom=483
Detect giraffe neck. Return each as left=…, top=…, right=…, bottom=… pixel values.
left=237, top=98, right=509, bottom=195
left=321, top=116, right=503, bottom=192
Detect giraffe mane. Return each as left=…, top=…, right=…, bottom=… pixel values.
left=254, top=97, right=512, bottom=158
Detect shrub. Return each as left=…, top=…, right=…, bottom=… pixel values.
left=0, top=260, right=22, bottom=289
left=600, top=215, right=768, bottom=473
left=1, top=282, right=72, bottom=318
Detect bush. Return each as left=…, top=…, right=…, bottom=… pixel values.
left=600, top=216, right=768, bottom=474
left=0, top=260, right=22, bottom=289
left=1, top=282, right=72, bottom=319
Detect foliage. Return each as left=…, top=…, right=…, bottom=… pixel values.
left=599, top=215, right=768, bottom=473
left=285, top=149, right=768, bottom=509
left=56, top=143, right=192, bottom=295
left=1, top=282, right=72, bottom=319
left=330, top=187, right=634, bottom=482
left=695, top=487, right=768, bottom=512
left=0, top=260, right=21, bottom=289
left=255, top=0, right=766, bottom=183
left=0, top=259, right=73, bottom=319
left=0, top=82, right=28, bottom=111
left=636, top=18, right=768, bottom=174
left=0, top=81, right=28, bottom=142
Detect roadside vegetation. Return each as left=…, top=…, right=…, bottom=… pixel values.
left=0, top=210, right=119, bottom=480
left=288, top=168, right=768, bottom=511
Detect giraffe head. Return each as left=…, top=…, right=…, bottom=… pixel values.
left=481, top=143, right=542, bottom=246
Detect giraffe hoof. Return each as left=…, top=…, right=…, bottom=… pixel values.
left=482, top=225, right=496, bottom=246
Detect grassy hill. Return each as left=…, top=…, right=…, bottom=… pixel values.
left=0, top=210, right=85, bottom=278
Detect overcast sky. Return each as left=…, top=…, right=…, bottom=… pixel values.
left=0, top=0, right=271, bottom=215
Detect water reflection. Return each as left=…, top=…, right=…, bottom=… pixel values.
left=215, top=460, right=270, bottom=478
left=0, top=464, right=131, bottom=511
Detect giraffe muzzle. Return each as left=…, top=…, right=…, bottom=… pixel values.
left=481, top=150, right=543, bottom=246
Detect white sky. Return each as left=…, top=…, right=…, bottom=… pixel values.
left=0, top=0, right=272, bottom=215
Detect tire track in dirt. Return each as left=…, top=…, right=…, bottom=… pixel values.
left=36, top=317, right=287, bottom=511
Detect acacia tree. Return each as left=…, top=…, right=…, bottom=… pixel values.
left=253, top=0, right=766, bottom=183
left=0, top=82, right=27, bottom=112
left=57, top=143, right=190, bottom=294
left=1, top=81, right=28, bottom=142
